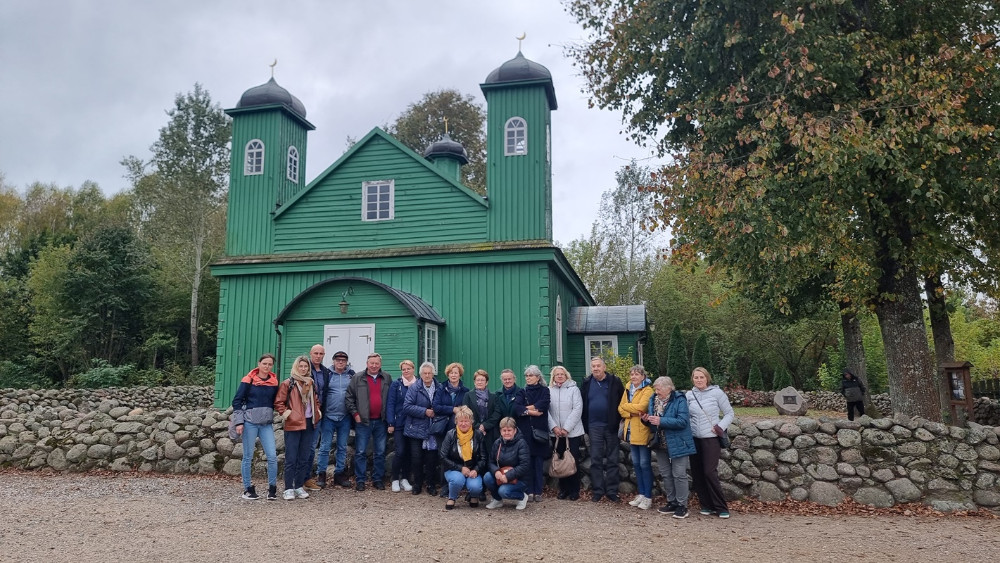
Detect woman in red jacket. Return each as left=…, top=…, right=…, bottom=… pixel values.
left=275, top=355, right=322, bottom=500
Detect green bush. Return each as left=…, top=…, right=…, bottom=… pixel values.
left=747, top=361, right=764, bottom=391
left=126, top=368, right=164, bottom=387
left=602, top=347, right=636, bottom=388
left=772, top=366, right=793, bottom=390
left=0, top=360, right=50, bottom=389
left=70, top=360, right=136, bottom=388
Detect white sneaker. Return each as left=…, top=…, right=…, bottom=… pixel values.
left=638, top=497, right=653, bottom=510
left=515, top=494, right=529, bottom=510
left=283, top=489, right=295, bottom=500
left=391, top=480, right=401, bottom=492
left=629, top=494, right=645, bottom=507
left=294, top=487, right=309, bottom=499
left=486, top=499, right=504, bottom=509
left=400, top=479, right=413, bottom=492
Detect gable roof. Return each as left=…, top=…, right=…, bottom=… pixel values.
left=567, top=305, right=646, bottom=333
left=274, top=127, right=487, bottom=218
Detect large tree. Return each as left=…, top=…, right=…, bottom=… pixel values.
left=387, top=89, right=487, bottom=194
left=123, top=83, right=230, bottom=369
left=567, top=0, right=1000, bottom=421
left=563, top=161, right=665, bottom=305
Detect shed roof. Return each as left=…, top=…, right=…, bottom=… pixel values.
left=567, top=305, right=646, bottom=334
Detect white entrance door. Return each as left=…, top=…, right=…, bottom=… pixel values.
left=323, top=324, right=375, bottom=372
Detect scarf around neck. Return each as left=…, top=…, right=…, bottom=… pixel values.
left=456, top=426, right=474, bottom=462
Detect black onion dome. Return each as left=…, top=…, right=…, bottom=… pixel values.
left=484, top=51, right=552, bottom=83
left=423, top=133, right=469, bottom=165
left=237, top=78, right=307, bottom=118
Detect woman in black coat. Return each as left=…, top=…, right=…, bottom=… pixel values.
left=514, top=364, right=550, bottom=501
left=840, top=370, right=866, bottom=421
left=483, top=417, right=531, bottom=510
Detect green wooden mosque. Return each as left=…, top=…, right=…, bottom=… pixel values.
left=212, top=50, right=647, bottom=406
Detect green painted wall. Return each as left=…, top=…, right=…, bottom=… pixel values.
left=483, top=82, right=553, bottom=243
left=226, top=106, right=310, bottom=256
left=213, top=251, right=576, bottom=406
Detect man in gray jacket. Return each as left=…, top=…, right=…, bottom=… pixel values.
left=346, top=353, right=392, bottom=491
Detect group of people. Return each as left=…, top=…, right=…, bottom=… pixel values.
left=230, top=347, right=735, bottom=518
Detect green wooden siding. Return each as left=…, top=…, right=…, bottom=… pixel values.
left=483, top=84, right=553, bottom=243
left=273, top=133, right=488, bottom=252
left=214, top=256, right=567, bottom=406
left=226, top=108, right=309, bottom=256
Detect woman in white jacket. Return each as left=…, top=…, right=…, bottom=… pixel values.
left=548, top=366, right=583, bottom=500
left=686, top=366, right=734, bottom=518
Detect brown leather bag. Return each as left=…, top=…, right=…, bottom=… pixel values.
left=548, top=436, right=576, bottom=478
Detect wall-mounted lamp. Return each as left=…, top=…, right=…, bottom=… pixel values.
left=339, top=286, right=354, bottom=314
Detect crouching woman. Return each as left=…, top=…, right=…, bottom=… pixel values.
left=439, top=406, right=486, bottom=509
left=483, top=417, right=531, bottom=510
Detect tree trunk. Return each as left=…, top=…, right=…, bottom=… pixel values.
left=839, top=303, right=879, bottom=416
left=873, top=265, right=942, bottom=421
left=925, top=272, right=957, bottom=424
left=190, top=241, right=202, bottom=369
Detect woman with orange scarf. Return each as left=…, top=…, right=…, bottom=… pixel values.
left=275, top=355, right=322, bottom=500
left=439, top=405, right=485, bottom=509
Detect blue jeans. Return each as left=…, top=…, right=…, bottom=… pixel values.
left=630, top=444, right=653, bottom=498
left=483, top=470, right=527, bottom=501
left=444, top=470, right=483, bottom=500
left=314, top=416, right=351, bottom=476
left=655, top=450, right=690, bottom=505
left=353, top=419, right=387, bottom=484
left=284, top=420, right=316, bottom=490
left=241, top=421, right=277, bottom=489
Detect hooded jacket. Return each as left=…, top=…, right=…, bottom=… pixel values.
left=648, top=390, right=696, bottom=458
left=230, top=368, right=278, bottom=426
left=548, top=378, right=584, bottom=438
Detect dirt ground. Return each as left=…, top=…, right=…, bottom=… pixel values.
left=0, top=472, right=997, bottom=563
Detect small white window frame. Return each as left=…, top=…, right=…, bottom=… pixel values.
left=584, top=335, right=619, bottom=375
left=424, top=324, right=439, bottom=372
left=555, top=296, right=564, bottom=363
left=244, top=139, right=264, bottom=175
left=362, top=180, right=395, bottom=221
left=286, top=146, right=299, bottom=183
left=504, top=117, right=527, bottom=156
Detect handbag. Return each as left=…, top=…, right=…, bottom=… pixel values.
left=430, top=416, right=449, bottom=435
left=548, top=436, right=577, bottom=478
left=532, top=427, right=550, bottom=444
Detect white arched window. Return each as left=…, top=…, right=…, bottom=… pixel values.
left=504, top=117, right=527, bottom=156
left=286, top=146, right=299, bottom=183
left=244, top=139, right=264, bottom=175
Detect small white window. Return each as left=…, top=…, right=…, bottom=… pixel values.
left=504, top=117, right=527, bottom=156
left=286, top=146, right=299, bottom=183
left=244, top=139, right=264, bottom=175
left=362, top=180, right=394, bottom=221
left=585, top=335, right=619, bottom=375
left=555, top=296, right=563, bottom=363
left=424, top=324, right=439, bottom=371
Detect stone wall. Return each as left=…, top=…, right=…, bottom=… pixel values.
left=1, top=387, right=998, bottom=511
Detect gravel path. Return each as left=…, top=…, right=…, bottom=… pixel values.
left=0, top=472, right=997, bottom=562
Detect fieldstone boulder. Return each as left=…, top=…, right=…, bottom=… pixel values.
left=774, top=387, right=808, bottom=416
left=808, top=481, right=845, bottom=506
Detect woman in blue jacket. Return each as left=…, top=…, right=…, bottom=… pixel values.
left=231, top=353, right=279, bottom=501
left=644, top=376, right=696, bottom=518
left=403, top=361, right=444, bottom=496
left=386, top=359, right=418, bottom=492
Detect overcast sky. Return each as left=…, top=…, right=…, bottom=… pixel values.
left=0, top=0, right=658, bottom=244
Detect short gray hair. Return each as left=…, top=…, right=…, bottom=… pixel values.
left=524, top=365, right=543, bottom=379
left=419, top=361, right=437, bottom=375
left=653, top=376, right=675, bottom=392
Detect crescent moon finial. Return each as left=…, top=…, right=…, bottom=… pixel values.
left=269, top=58, right=278, bottom=78
left=516, top=32, right=526, bottom=51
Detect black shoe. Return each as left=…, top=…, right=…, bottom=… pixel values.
left=606, top=494, right=621, bottom=503
left=427, top=487, right=438, bottom=496
left=316, top=474, right=327, bottom=489
left=266, top=485, right=277, bottom=501
left=568, top=493, right=579, bottom=501
left=411, top=486, right=423, bottom=495
left=241, top=486, right=259, bottom=500
left=658, top=501, right=680, bottom=514
left=556, top=491, right=568, bottom=500
left=673, top=506, right=690, bottom=519
left=591, top=494, right=603, bottom=502
left=373, top=480, right=385, bottom=490
left=439, top=488, right=448, bottom=498
left=334, top=473, right=351, bottom=488
left=445, top=499, right=455, bottom=510
left=356, top=482, right=366, bottom=492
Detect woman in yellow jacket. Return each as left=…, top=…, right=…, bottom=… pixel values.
left=618, top=365, right=654, bottom=510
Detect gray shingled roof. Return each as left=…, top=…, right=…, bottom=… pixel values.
left=567, top=305, right=646, bottom=333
